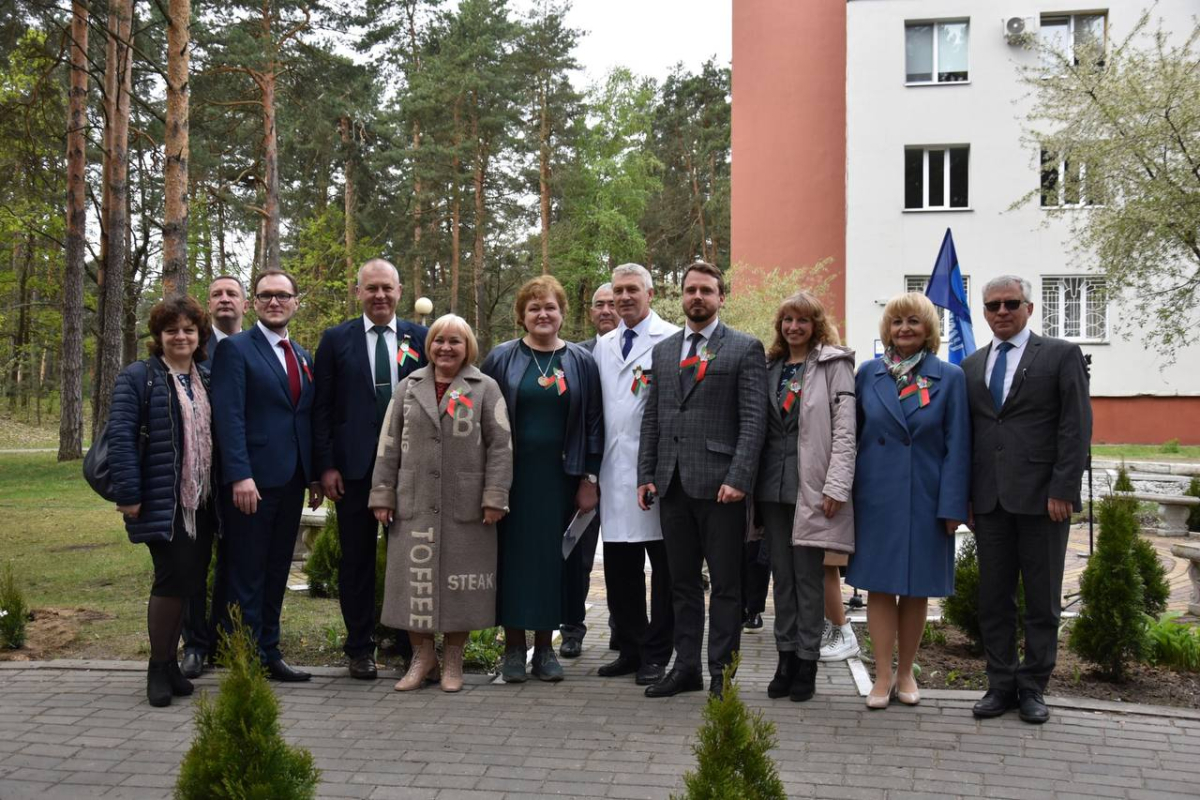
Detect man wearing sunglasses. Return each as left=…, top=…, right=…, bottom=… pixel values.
left=212, top=270, right=322, bottom=682
left=963, top=275, right=1091, bottom=725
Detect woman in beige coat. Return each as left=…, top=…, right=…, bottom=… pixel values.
left=755, top=291, right=856, bottom=702
left=370, top=314, right=513, bottom=692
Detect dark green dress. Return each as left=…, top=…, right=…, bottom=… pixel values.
left=497, top=343, right=577, bottom=630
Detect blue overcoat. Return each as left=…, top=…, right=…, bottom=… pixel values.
left=846, top=353, right=970, bottom=597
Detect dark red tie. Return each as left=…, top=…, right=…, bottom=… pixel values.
left=278, top=340, right=301, bottom=406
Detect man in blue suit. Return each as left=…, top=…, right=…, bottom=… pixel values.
left=212, top=270, right=321, bottom=682
left=313, top=258, right=428, bottom=679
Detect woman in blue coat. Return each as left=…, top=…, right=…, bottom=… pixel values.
left=847, top=292, right=970, bottom=709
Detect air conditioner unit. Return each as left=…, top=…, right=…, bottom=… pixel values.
left=1003, top=16, right=1038, bottom=42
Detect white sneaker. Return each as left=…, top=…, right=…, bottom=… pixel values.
left=820, top=623, right=860, bottom=661
left=820, top=619, right=834, bottom=648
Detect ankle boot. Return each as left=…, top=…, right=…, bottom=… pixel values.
left=165, top=660, right=194, bottom=696
left=395, top=638, right=437, bottom=691
left=147, top=661, right=172, bottom=707
left=767, top=651, right=799, bottom=699
left=441, top=644, right=464, bottom=693
left=790, top=658, right=818, bottom=702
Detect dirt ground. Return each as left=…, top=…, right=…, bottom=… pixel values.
left=0, top=607, right=113, bottom=662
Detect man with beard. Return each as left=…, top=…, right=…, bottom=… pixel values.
left=637, top=261, right=768, bottom=698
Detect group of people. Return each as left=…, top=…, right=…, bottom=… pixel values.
left=106, top=258, right=1091, bottom=727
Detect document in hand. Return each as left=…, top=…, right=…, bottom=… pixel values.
left=562, top=508, right=597, bottom=559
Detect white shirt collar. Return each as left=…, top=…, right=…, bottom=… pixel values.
left=686, top=316, right=720, bottom=342
left=363, top=314, right=397, bottom=334
left=992, top=326, right=1032, bottom=350
left=617, top=312, right=655, bottom=338
left=257, top=320, right=287, bottom=346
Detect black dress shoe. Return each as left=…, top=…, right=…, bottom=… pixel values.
left=265, top=659, right=312, bottom=682
left=559, top=638, right=582, bottom=659
left=635, top=662, right=665, bottom=686
left=598, top=655, right=639, bottom=677
left=165, top=660, right=195, bottom=696
left=348, top=656, right=378, bottom=680
left=180, top=651, right=205, bottom=680
left=1018, top=688, right=1050, bottom=724
left=709, top=676, right=724, bottom=700
left=972, top=688, right=1018, bottom=718
left=743, top=612, right=763, bottom=632
left=644, top=668, right=704, bottom=698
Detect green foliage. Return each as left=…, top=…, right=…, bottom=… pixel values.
left=921, top=621, right=947, bottom=647
left=1113, top=463, right=1134, bottom=492
left=1069, top=495, right=1149, bottom=680
left=463, top=626, right=504, bottom=671
left=303, top=506, right=341, bottom=598
left=0, top=562, right=29, bottom=649
left=719, top=261, right=836, bottom=346
left=673, top=655, right=786, bottom=800
left=174, top=609, right=320, bottom=800
left=941, top=535, right=1025, bottom=653
left=1130, top=536, right=1169, bottom=618
left=1145, top=612, right=1200, bottom=672
left=1186, top=476, right=1200, bottom=533
left=1159, top=438, right=1182, bottom=454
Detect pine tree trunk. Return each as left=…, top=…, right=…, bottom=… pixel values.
left=538, top=82, right=551, bottom=275
left=685, top=151, right=710, bottom=266
left=340, top=114, right=356, bottom=315
left=9, top=237, right=33, bottom=412
left=470, top=104, right=487, bottom=333
left=162, top=0, right=191, bottom=298
left=449, top=101, right=462, bottom=314
left=411, top=121, right=424, bottom=300
left=60, top=0, right=88, bottom=461
left=216, top=194, right=227, bottom=275
left=261, top=72, right=281, bottom=272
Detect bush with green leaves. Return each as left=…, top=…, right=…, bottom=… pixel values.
left=303, top=506, right=341, bottom=598
left=0, top=563, right=29, bottom=649
left=175, top=609, right=320, bottom=800
left=1130, top=536, right=1169, bottom=618
left=464, top=627, right=504, bottom=672
left=1113, top=463, right=1134, bottom=492
left=1069, top=495, right=1149, bottom=680
left=1145, top=612, right=1200, bottom=672
left=941, top=535, right=1024, bottom=653
left=673, top=655, right=786, bottom=800
left=1186, top=476, right=1200, bottom=533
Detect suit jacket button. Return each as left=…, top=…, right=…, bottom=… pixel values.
left=432, top=507, right=439, bottom=514
left=996, top=444, right=1003, bottom=451
left=673, top=436, right=679, bottom=443
left=877, top=437, right=885, bottom=445
left=902, top=438, right=910, bottom=446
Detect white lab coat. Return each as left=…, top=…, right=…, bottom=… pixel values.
left=596, top=310, right=681, bottom=543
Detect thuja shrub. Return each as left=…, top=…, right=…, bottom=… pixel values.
left=941, top=535, right=1025, bottom=653
left=673, top=654, right=786, bottom=800
left=1130, top=536, right=1170, bottom=618
left=303, top=508, right=340, bottom=598
left=1186, top=476, right=1200, bottom=533
left=175, top=609, right=320, bottom=800
left=1113, top=463, right=1134, bottom=492
left=0, top=563, right=29, bottom=649
left=1069, top=495, right=1148, bottom=680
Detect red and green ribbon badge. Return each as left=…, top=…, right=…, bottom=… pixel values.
left=444, top=386, right=473, bottom=416
left=553, top=367, right=567, bottom=396
left=300, top=355, right=313, bottom=383
left=781, top=377, right=802, bottom=412
left=630, top=365, right=650, bottom=396
left=898, top=375, right=932, bottom=408
left=680, top=350, right=714, bottom=383
left=396, top=335, right=420, bottom=367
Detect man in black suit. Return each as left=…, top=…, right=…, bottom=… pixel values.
left=212, top=270, right=321, bottom=682
left=964, top=275, right=1091, bottom=724
left=313, top=259, right=428, bottom=678
left=637, top=262, right=768, bottom=698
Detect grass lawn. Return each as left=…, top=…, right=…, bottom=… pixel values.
left=0, top=452, right=345, bottom=664
left=1092, top=443, right=1200, bottom=463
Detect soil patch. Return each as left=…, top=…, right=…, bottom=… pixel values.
left=0, top=607, right=113, bottom=662
left=865, top=622, right=1200, bottom=710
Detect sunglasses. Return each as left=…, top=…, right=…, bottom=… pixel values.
left=984, top=299, right=1025, bottom=313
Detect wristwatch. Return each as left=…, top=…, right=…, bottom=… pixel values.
left=583, top=473, right=599, bottom=484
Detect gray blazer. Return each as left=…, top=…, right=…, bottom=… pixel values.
left=755, top=358, right=801, bottom=504
left=962, top=332, right=1092, bottom=515
left=637, top=321, right=768, bottom=499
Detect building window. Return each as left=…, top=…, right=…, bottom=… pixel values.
left=1040, top=13, right=1107, bottom=68
left=905, top=20, right=970, bottom=83
left=905, top=146, right=969, bottom=209
left=1040, top=150, right=1105, bottom=207
left=1042, top=276, right=1107, bottom=341
left=905, top=274, right=970, bottom=335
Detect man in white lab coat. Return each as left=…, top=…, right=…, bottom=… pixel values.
left=594, top=263, right=679, bottom=685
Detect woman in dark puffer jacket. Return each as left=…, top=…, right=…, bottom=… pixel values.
left=108, top=296, right=219, bottom=706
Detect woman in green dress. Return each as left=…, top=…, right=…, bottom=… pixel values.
left=481, top=275, right=603, bottom=683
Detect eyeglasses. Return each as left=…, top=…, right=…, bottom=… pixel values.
left=255, top=292, right=296, bottom=304
left=983, top=299, right=1025, bottom=313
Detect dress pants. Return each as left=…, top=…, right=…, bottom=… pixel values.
left=603, top=539, right=673, bottom=665
left=181, top=534, right=229, bottom=659
left=974, top=506, right=1071, bottom=692
left=561, top=513, right=601, bottom=643
left=660, top=473, right=745, bottom=680
left=741, top=539, right=771, bottom=617
left=761, top=502, right=824, bottom=659
left=335, top=478, right=384, bottom=659
left=222, top=464, right=306, bottom=662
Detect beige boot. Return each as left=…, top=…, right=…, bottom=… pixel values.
left=395, top=637, right=437, bottom=691
left=441, top=644, right=464, bottom=693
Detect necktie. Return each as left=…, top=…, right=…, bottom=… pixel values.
left=989, top=341, right=1014, bottom=412
left=681, top=332, right=703, bottom=394
left=621, top=328, right=636, bottom=359
left=278, top=340, right=301, bottom=406
left=372, top=325, right=392, bottom=429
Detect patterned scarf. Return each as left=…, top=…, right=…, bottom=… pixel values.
left=172, top=363, right=213, bottom=540
left=883, top=347, right=927, bottom=391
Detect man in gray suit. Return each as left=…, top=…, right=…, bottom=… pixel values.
left=964, top=275, right=1091, bottom=725
left=637, top=262, right=768, bottom=697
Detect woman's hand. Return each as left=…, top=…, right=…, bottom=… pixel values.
left=372, top=507, right=393, bottom=525
left=821, top=496, right=844, bottom=519
left=482, top=507, right=506, bottom=525
left=576, top=479, right=599, bottom=513
left=943, top=519, right=961, bottom=536
left=117, top=503, right=141, bottom=518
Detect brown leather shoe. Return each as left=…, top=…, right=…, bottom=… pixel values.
left=394, top=638, right=438, bottom=691
left=348, top=655, right=378, bottom=680
left=441, top=644, right=464, bottom=693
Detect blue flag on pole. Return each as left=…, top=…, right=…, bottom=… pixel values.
left=925, top=228, right=976, bottom=365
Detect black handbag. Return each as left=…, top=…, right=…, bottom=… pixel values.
left=83, top=362, right=157, bottom=502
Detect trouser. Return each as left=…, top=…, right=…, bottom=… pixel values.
left=560, top=512, right=602, bottom=643
left=335, top=478, right=384, bottom=659
left=222, top=465, right=306, bottom=662
left=660, top=473, right=745, bottom=680
left=181, top=532, right=229, bottom=659
left=760, top=502, right=825, bottom=660
left=741, top=539, right=771, bottom=617
left=974, top=506, right=1071, bottom=692
left=603, top=539, right=674, bottom=665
